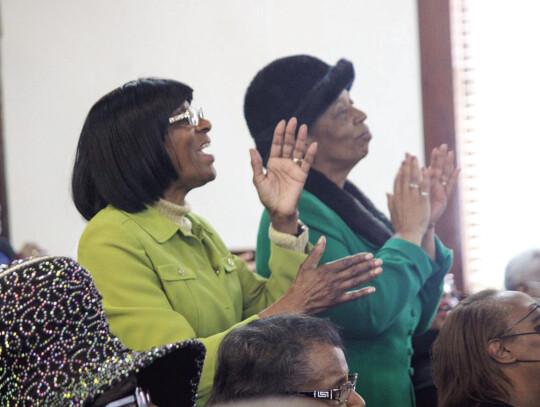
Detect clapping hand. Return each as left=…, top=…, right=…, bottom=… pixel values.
left=427, top=144, right=460, bottom=227
left=250, top=118, right=317, bottom=234
left=387, top=154, right=431, bottom=246
left=259, top=236, right=382, bottom=317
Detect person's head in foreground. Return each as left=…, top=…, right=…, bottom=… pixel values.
left=0, top=256, right=205, bottom=406
left=432, top=289, right=540, bottom=407
left=245, top=55, right=368, bottom=188
left=505, top=248, right=540, bottom=301
left=207, top=314, right=365, bottom=407
left=213, top=395, right=328, bottom=407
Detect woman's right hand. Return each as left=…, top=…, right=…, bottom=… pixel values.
left=387, top=154, right=431, bottom=246
left=259, top=236, right=383, bottom=317
left=250, top=118, right=317, bottom=235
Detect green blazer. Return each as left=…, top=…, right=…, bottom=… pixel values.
left=256, top=190, right=453, bottom=407
left=78, top=205, right=307, bottom=406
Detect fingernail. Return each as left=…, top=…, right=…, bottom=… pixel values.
left=373, top=259, right=382, bottom=266
left=364, top=253, right=374, bottom=260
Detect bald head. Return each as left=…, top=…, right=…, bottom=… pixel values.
left=505, top=249, right=540, bottom=299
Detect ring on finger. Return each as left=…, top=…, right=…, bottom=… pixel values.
left=421, top=191, right=430, bottom=197
left=441, top=181, right=448, bottom=187
left=292, top=157, right=304, bottom=166
left=409, top=183, right=420, bottom=189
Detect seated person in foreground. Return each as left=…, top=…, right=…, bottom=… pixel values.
left=207, top=314, right=365, bottom=407
left=213, top=396, right=328, bottom=407
left=505, top=248, right=540, bottom=300
left=432, top=289, right=540, bottom=407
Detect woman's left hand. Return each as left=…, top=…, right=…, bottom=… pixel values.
left=427, top=144, right=460, bottom=226
left=250, top=118, right=317, bottom=234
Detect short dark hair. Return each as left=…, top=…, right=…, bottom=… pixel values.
left=432, top=289, right=511, bottom=407
left=72, top=78, right=193, bottom=220
left=207, top=314, right=343, bottom=406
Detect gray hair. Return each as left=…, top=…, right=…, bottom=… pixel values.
left=207, top=314, right=343, bottom=406
left=504, top=248, right=540, bottom=290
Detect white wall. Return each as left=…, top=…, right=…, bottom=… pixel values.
left=1, top=0, right=424, bottom=256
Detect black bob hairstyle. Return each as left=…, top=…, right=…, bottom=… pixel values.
left=72, top=78, right=193, bottom=221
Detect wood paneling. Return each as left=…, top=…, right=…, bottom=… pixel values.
left=417, top=0, right=465, bottom=291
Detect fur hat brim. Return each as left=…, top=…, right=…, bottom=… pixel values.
left=293, top=58, right=354, bottom=127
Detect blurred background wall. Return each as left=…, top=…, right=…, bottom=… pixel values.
left=1, top=0, right=423, bottom=256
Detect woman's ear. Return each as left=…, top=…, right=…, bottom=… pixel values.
left=488, top=339, right=518, bottom=364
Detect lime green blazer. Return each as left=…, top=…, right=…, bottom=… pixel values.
left=78, top=205, right=306, bottom=406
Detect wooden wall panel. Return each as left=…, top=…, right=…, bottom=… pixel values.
left=417, top=0, right=465, bottom=291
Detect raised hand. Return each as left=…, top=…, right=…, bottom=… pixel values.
left=250, top=118, right=317, bottom=234
left=427, top=144, right=460, bottom=226
left=259, top=236, right=382, bottom=317
left=387, top=154, right=431, bottom=246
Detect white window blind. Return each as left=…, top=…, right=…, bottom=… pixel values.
left=452, top=0, right=540, bottom=293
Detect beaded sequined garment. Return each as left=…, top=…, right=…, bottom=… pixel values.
left=0, top=256, right=205, bottom=406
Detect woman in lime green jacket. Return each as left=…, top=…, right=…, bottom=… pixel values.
left=72, top=78, right=383, bottom=406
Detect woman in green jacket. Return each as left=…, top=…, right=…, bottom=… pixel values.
left=72, top=78, right=382, bottom=406
left=244, top=55, right=459, bottom=407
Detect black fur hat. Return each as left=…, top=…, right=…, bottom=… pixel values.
left=244, top=55, right=355, bottom=165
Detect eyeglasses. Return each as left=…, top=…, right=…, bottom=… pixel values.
left=497, top=303, right=540, bottom=340
left=295, top=373, right=358, bottom=405
left=103, top=387, right=152, bottom=407
left=168, top=105, right=204, bottom=127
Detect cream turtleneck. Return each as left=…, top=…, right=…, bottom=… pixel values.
left=154, top=199, right=193, bottom=233
left=154, top=198, right=308, bottom=253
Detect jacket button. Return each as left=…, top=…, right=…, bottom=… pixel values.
left=228, top=258, right=234, bottom=266
left=215, top=269, right=220, bottom=275
left=178, top=268, right=184, bottom=276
